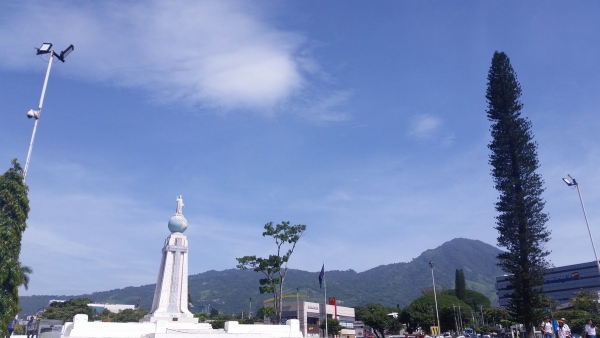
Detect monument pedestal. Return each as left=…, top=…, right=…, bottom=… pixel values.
left=142, top=232, right=197, bottom=323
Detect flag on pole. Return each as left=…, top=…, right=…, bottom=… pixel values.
left=319, top=264, right=325, bottom=288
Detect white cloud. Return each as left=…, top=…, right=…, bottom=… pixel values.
left=0, top=1, right=314, bottom=112
left=408, top=114, right=442, bottom=139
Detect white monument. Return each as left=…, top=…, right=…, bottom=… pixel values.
left=60, top=196, right=303, bottom=338
left=142, top=195, right=195, bottom=323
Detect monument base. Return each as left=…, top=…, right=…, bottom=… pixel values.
left=61, top=315, right=303, bottom=338
left=141, top=314, right=200, bottom=324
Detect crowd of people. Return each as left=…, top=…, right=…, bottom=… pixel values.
left=540, top=317, right=597, bottom=338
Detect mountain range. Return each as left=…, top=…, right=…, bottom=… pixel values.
left=19, top=238, right=504, bottom=316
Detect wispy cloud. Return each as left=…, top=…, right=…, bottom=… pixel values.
left=0, top=1, right=345, bottom=116
left=408, top=114, right=442, bottom=139
left=300, top=90, right=352, bottom=122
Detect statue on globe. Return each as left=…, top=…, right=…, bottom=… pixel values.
left=175, top=195, right=184, bottom=215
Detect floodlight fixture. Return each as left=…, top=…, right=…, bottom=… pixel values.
left=36, top=43, right=53, bottom=55
left=56, top=44, right=74, bottom=63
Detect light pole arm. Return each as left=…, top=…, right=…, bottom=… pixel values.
left=23, top=51, right=54, bottom=182
left=575, top=184, right=600, bottom=274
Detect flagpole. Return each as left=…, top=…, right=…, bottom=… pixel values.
left=324, top=264, right=328, bottom=338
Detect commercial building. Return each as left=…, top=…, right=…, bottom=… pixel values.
left=496, top=261, right=600, bottom=307
left=278, top=300, right=356, bottom=338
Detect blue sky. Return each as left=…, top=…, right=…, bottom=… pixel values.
left=1, top=1, right=600, bottom=296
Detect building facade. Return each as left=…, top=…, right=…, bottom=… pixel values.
left=279, top=300, right=356, bottom=338
left=496, top=261, right=600, bottom=307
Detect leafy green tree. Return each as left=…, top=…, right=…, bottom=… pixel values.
left=209, top=314, right=236, bottom=329
left=39, top=298, right=94, bottom=322
left=403, top=293, right=473, bottom=333
left=571, top=289, right=599, bottom=313
left=486, top=51, right=550, bottom=338
left=236, top=221, right=306, bottom=324
left=455, top=269, right=466, bottom=301
left=210, top=308, right=219, bottom=318
left=104, top=308, right=148, bottom=322
left=320, top=318, right=343, bottom=337
left=356, top=303, right=393, bottom=338
left=19, top=263, right=32, bottom=290
left=195, top=312, right=209, bottom=322
left=256, top=306, right=275, bottom=321
left=483, top=307, right=511, bottom=325
left=0, top=160, right=30, bottom=337
left=446, top=289, right=492, bottom=312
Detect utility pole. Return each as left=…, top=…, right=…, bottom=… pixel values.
left=453, top=304, right=459, bottom=334
left=480, top=305, right=484, bottom=326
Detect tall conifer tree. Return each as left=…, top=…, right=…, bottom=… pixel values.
left=486, top=51, right=550, bottom=338
left=0, top=160, right=30, bottom=336
left=455, top=269, right=466, bottom=301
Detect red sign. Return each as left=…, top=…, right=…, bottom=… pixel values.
left=329, top=297, right=337, bottom=318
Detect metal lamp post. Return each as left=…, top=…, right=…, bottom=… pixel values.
left=296, top=288, right=300, bottom=320
left=562, top=175, right=600, bottom=275
left=22, top=42, right=74, bottom=182
left=429, top=261, right=441, bottom=337
left=249, top=297, right=252, bottom=320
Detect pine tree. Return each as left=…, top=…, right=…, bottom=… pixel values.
left=0, top=160, right=30, bottom=336
left=486, top=51, right=550, bottom=338
left=455, top=269, right=466, bottom=301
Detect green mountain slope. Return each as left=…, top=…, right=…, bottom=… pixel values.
left=19, top=238, right=503, bottom=316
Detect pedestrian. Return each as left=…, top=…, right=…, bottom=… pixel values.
left=26, top=317, right=37, bottom=338
left=561, top=318, right=571, bottom=338
left=585, top=319, right=596, bottom=338
left=540, top=316, right=554, bottom=338
left=7, top=316, right=18, bottom=337
left=557, top=321, right=567, bottom=338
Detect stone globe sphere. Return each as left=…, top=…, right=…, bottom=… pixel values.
left=168, top=214, right=188, bottom=233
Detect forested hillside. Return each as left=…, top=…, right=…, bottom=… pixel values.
left=19, top=238, right=503, bottom=316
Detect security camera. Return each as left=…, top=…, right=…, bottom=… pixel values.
left=27, top=109, right=39, bottom=119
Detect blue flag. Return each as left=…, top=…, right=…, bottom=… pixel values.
left=319, top=264, right=324, bottom=289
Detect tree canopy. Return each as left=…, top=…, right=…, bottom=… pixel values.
left=100, top=308, right=148, bottom=322
left=445, top=289, right=491, bottom=310
left=320, top=318, right=343, bottom=337
left=356, top=303, right=396, bottom=338
left=236, top=221, right=306, bottom=324
left=39, top=298, right=94, bottom=322
left=402, top=293, right=474, bottom=333
left=486, top=51, right=550, bottom=338
left=0, top=160, right=30, bottom=336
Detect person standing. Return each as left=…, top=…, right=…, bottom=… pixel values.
left=7, top=317, right=18, bottom=337
left=557, top=321, right=567, bottom=338
left=540, top=317, right=554, bottom=338
left=561, top=318, right=571, bottom=338
left=26, top=317, right=37, bottom=338
left=585, top=319, right=596, bottom=338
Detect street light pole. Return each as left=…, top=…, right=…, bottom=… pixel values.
left=249, top=297, right=252, bottom=320
left=23, top=50, right=54, bottom=182
left=429, top=261, right=441, bottom=337
left=22, top=43, right=74, bottom=183
left=563, top=175, right=600, bottom=275
left=296, top=288, right=300, bottom=320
